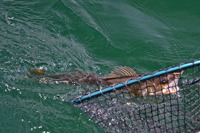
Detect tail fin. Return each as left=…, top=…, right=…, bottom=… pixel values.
left=30, top=67, right=48, bottom=76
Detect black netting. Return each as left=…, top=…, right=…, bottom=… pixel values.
left=72, top=60, right=200, bottom=133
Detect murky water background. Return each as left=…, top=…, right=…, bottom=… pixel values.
left=0, top=0, right=200, bottom=132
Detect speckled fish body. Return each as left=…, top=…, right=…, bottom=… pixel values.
left=30, top=66, right=182, bottom=96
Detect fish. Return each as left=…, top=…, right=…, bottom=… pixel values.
left=30, top=66, right=183, bottom=96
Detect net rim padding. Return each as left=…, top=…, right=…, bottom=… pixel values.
left=71, top=59, right=200, bottom=104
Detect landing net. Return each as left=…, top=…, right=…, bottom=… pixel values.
left=70, top=59, right=200, bottom=133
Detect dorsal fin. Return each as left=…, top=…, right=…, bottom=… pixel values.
left=102, top=66, right=137, bottom=79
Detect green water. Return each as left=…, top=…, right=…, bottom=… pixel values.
left=0, top=0, right=200, bottom=132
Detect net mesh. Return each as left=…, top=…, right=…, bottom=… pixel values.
left=72, top=60, right=200, bottom=133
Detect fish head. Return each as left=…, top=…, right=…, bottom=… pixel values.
left=152, top=70, right=183, bottom=95
left=139, top=70, right=183, bottom=96
left=159, top=73, right=180, bottom=95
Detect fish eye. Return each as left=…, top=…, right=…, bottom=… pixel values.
left=161, top=79, right=168, bottom=84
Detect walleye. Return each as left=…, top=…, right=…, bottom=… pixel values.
left=30, top=66, right=183, bottom=96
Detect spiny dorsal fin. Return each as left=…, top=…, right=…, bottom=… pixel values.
left=102, top=66, right=137, bottom=79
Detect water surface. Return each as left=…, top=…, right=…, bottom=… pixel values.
left=0, top=0, right=200, bottom=132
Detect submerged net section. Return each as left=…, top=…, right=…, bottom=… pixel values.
left=72, top=59, right=200, bottom=133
